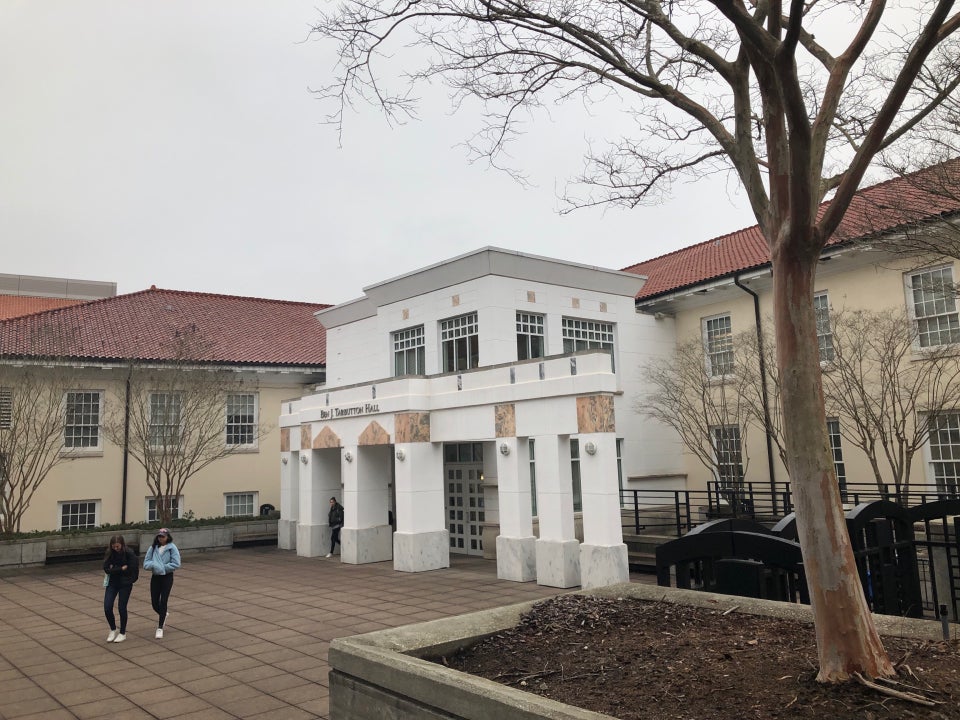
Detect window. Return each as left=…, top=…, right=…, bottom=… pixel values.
left=0, top=387, right=11, bottom=429
left=147, top=496, right=183, bottom=522
left=59, top=500, right=98, bottom=530
left=827, top=419, right=847, bottom=499
left=570, top=439, right=583, bottom=512
left=393, top=325, right=426, bottom=376
left=149, top=393, right=182, bottom=448
left=909, top=266, right=960, bottom=348
left=225, top=492, right=257, bottom=517
left=64, top=391, right=102, bottom=449
left=529, top=439, right=537, bottom=517
left=927, top=413, right=960, bottom=495
left=440, top=312, right=479, bottom=372
left=814, top=293, right=835, bottom=362
left=516, top=312, right=545, bottom=360
left=711, top=426, right=743, bottom=488
left=617, top=437, right=624, bottom=507
left=226, top=393, right=257, bottom=447
left=703, top=315, right=734, bottom=377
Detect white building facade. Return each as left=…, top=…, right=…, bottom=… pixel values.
left=279, top=248, right=681, bottom=589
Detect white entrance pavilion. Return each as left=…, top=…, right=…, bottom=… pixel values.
left=278, top=248, right=680, bottom=589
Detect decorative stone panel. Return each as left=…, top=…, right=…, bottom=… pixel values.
left=576, top=395, right=615, bottom=434
left=280, top=428, right=290, bottom=452
left=395, top=412, right=431, bottom=443
left=313, top=426, right=341, bottom=449
left=359, top=420, right=391, bottom=446
left=495, top=404, right=516, bottom=438
left=300, top=424, right=312, bottom=451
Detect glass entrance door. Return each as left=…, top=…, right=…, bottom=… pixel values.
left=444, top=443, right=485, bottom=556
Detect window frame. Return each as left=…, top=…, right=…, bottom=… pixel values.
left=440, top=312, right=479, bottom=373
left=906, top=265, right=960, bottom=349
left=702, top=313, right=734, bottom=378
left=0, top=387, right=11, bottom=429
left=392, top=324, right=426, bottom=376
left=149, top=392, right=183, bottom=450
left=58, top=499, right=99, bottom=530
left=570, top=438, right=583, bottom=513
left=710, top=425, right=744, bottom=488
left=226, top=392, right=258, bottom=449
left=516, top=312, right=545, bottom=361
left=225, top=491, right=258, bottom=518
left=63, top=390, right=103, bottom=452
left=826, top=418, right=847, bottom=500
left=926, top=411, right=960, bottom=495
left=814, top=292, right=835, bottom=363
left=146, top=495, right=184, bottom=522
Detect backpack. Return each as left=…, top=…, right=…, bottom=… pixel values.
left=128, top=548, right=140, bottom=584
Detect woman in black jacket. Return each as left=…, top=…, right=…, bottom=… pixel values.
left=103, top=535, right=138, bottom=643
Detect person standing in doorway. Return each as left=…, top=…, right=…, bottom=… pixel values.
left=103, top=535, right=139, bottom=643
left=143, top=528, right=181, bottom=638
left=326, top=497, right=344, bottom=558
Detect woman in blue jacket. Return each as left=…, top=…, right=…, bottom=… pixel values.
left=143, top=528, right=181, bottom=639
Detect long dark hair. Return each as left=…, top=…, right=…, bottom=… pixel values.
left=104, top=535, right=126, bottom=560
left=152, top=529, right=174, bottom=548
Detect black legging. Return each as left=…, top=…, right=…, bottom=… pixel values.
left=150, top=574, right=174, bottom=628
left=104, top=584, right=132, bottom=633
left=330, top=527, right=341, bottom=554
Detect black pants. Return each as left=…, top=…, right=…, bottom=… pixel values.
left=330, top=527, right=341, bottom=554
left=104, top=584, right=132, bottom=633
left=150, top=573, right=174, bottom=628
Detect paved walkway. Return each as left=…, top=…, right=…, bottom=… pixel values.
left=0, top=547, right=656, bottom=719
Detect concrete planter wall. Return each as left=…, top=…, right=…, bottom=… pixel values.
left=0, top=519, right=277, bottom=569
left=329, top=583, right=947, bottom=720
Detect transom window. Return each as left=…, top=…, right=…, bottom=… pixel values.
left=0, top=387, right=11, bottom=429
left=814, top=292, right=835, bottom=362
left=711, top=425, right=743, bottom=488
left=225, top=492, right=257, bottom=517
left=147, top=495, right=183, bottom=522
left=909, top=266, right=960, bottom=347
left=149, top=393, right=182, bottom=448
left=561, top=317, right=614, bottom=353
left=927, top=413, right=960, bottom=495
left=703, top=314, right=734, bottom=377
left=226, top=393, right=257, bottom=447
left=60, top=500, right=98, bottom=530
left=516, top=312, right=545, bottom=360
left=393, top=325, right=426, bottom=376
left=64, top=391, right=102, bottom=449
left=440, top=312, right=479, bottom=372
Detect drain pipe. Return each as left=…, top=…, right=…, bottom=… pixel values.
left=734, top=275, right=778, bottom=514
left=121, top=365, right=132, bottom=524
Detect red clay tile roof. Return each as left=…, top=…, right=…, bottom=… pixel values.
left=0, top=288, right=328, bottom=366
left=0, top=295, right=87, bottom=320
left=625, top=159, right=960, bottom=300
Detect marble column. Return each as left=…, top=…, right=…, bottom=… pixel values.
left=278, top=452, right=298, bottom=550
left=297, top=447, right=341, bottom=558
left=494, top=436, right=537, bottom=582
left=578, top=432, right=629, bottom=589
left=341, top=444, right=393, bottom=565
left=533, top=434, right=581, bottom=588
left=393, top=441, right=449, bottom=572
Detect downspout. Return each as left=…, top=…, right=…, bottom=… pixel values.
left=733, top=275, right=778, bottom=514
left=121, top=365, right=131, bottom=524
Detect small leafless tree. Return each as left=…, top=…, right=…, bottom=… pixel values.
left=822, top=307, right=960, bottom=498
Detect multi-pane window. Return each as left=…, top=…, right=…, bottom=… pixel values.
left=711, top=425, right=743, bottom=488
left=60, top=500, right=98, bottom=530
left=516, top=312, right=545, bottom=361
left=225, top=492, right=257, bottom=517
left=440, top=312, right=479, bottom=372
left=393, top=325, right=426, bottom=376
left=562, top=317, right=614, bottom=353
left=64, top=391, right=102, bottom=449
left=910, top=267, right=960, bottom=348
left=570, top=439, right=583, bottom=512
left=149, top=393, right=182, bottom=448
left=814, top=292, right=835, bottom=362
left=927, top=413, right=960, bottom=495
left=529, top=438, right=538, bottom=517
left=147, top=496, right=183, bottom=522
left=704, top=315, right=734, bottom=377
left=0, top=387, right=11, bottom=429
left=826, top=419, right=847, bottom=498
left=226, top=393, right=257, bottom=446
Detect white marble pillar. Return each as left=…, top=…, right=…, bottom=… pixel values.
left=495, top=437, right=536, bottom=582
left=393, top=442, right=449, bottom=572
left=278, top=452, right=299, bottom=550
left=533, top=435, right=581, bottom=588
left=341, top=444, right=393, bottom=565
left=578, top=432, right=629, bottom=589
left=297, top=448, right=341, bottom=557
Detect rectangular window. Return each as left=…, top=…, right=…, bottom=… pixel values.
left=711, top=425, right=743, bottom=488
left=59, top=500, right=98, bottom=530
left=225, top=492, right=257, bottom=517
left=226, top=393, right=257, bottom=447
left=570, top=439, right=583, bottom=512
left=393, top=325, right=426, bottom=376
left=826, top=419, right=847, bottom=499
left=64, top=391, right=102, bottom=449
left=0, top=387, right=11, bottom=429
left=516, top=312, right=545, bottom=361
left=703, top=315, right=734, bottom=377
left=146, top=496, right=183, bottom=522
left=440, top=312, right=479, bottom=372
left=617, top=437, right=624, bottom=508
left=928, top=413, right=960, bottom=495
left=529, top=438, right=537, bottom=517
left=814, top=293, right=835, bottom=363
left=149, top=393, right=182, bottom=448
left=910, top=266, right=960, bottom=348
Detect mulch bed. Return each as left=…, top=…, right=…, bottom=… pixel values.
left=436, top=594, right=960, bottom=719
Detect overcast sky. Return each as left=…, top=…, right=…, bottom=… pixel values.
left=1, top=1, right=758, bottom=306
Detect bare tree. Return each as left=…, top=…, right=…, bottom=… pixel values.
left=822, top=307, right=960, bottom=498
left=313, top=0, right=960, bottom=680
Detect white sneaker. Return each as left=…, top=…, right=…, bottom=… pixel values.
left=106, top=630, right=118, bottom=643
left=325, top=553, right=332, bottom=558
left=155, top=628, right=164, bottom=639
left=113, top=633, right=126, bottom=643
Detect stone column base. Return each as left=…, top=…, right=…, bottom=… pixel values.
left=580, top=543, right=629, bottom=589
left=296, top=524, right=329, bottom=558
left=535, top=538, right=581, bottom=588
left=393, top=531, right=450, bottom=572
left=278, top=519, right=297, bottom=551
left=496, top=536, right=537, bottom=582
left=342, top=526, right=393, bottom=565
